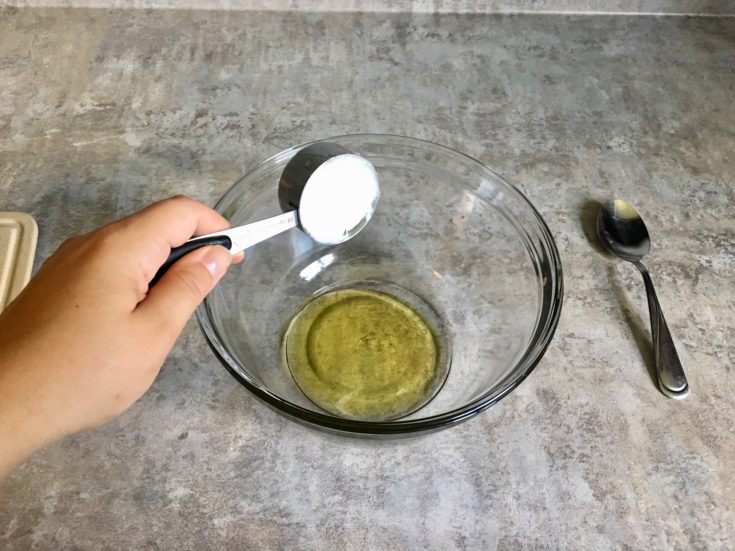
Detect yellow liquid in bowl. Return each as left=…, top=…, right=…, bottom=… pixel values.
left=283, top=288, right=447, bottom=421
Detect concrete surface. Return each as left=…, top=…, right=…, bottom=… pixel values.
left=0, top=7, right=734, bottom=550
left=2, top=0, right=735, bottom=16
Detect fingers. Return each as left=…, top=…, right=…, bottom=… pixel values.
left=115, top=195, right=231, bottom=251
left=232, top=251, right=246, bottom=264
left=135, top=245, right=232, bottom=340
left=106, top=195, right=233, bottom=283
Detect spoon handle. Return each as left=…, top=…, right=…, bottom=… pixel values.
left=635, top=262, right=689, bottom=398
left=149, top=211, right=299, bottom=287
left=149, top=234, right=233, bottom=287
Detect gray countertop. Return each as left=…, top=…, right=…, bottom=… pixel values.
left=1, top=7, right=734, bottom=549
left=4, top=0, right=735, bottom=16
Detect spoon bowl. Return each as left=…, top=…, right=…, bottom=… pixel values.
left=597, top=200, right=650, bottom=262
left=279, top=141, right=380, bottom=245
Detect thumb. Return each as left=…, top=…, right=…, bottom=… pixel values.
left=137, top=245, right=232, bottom=338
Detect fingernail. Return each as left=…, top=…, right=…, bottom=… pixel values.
left=202, top=245, right=232, bottom=280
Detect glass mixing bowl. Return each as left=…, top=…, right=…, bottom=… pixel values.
left=197, top=134, right=563, bottom=436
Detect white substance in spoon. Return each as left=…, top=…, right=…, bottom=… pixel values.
left=298, top=154, right=380, bottom=244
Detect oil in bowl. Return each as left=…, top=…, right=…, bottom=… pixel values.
left=282, top=283, right=451, bottom=421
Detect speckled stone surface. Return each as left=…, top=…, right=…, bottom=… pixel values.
left=3, top=0, right=735, bottom=16
left=1, top=8, right=734, bottom=549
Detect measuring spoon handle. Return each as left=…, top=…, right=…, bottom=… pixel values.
left=149, top=211, right=300, bottom=287
left=149, top=234, right=233, bottom=287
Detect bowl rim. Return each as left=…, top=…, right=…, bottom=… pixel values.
left=196, top=133, right=564, bottom=435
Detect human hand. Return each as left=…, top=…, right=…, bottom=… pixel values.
left=0, top=196, right=241, bottom=475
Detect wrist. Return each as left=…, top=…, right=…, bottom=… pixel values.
left=0, top=354, right=65, bottom=476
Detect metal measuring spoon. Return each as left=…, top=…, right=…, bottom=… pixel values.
left=150, top=142, right=380, bottom=285
left=597, top=199, right=688, bottom=399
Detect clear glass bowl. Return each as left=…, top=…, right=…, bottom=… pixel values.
left=197, top=134, right=563, bottom=436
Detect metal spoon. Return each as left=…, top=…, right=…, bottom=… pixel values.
left=597, top=199, right=688, bottom=399
left=150, top=142, right=380, bottom=286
